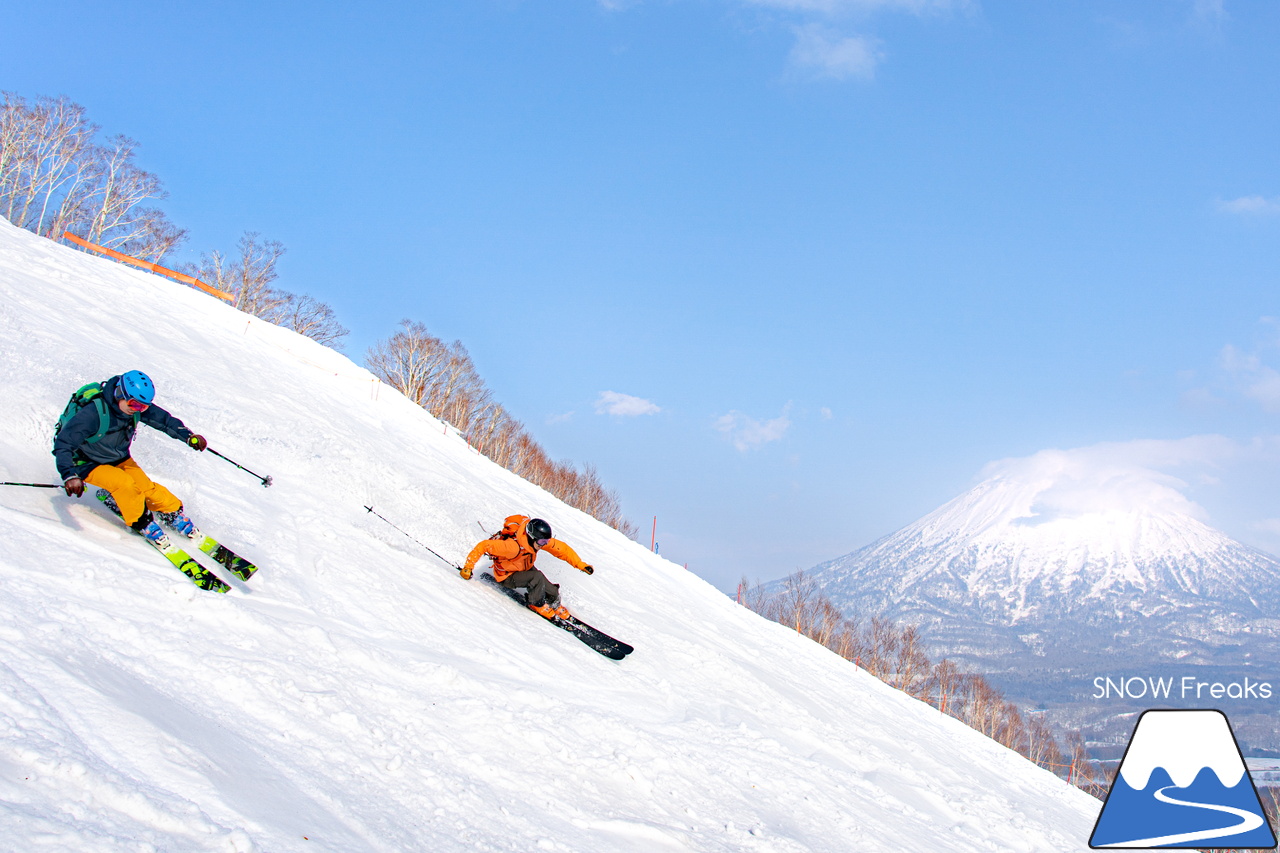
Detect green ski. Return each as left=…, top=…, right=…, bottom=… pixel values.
left=95, top=489, right=252, bottom=589
left=143, top=533, right=231, bottom=593
left=191, top=534, right=258, bottom=581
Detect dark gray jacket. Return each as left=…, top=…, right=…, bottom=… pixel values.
left=53, top=375, right=194, bottom=481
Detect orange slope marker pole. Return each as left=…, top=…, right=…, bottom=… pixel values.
left=61, top=232, right=234, bottom=302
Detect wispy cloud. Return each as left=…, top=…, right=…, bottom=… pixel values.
left=602, top=0, right=968, bottom=81
left=754, top=0, right=967, bottom=81
left=1181, top=320, right=1280, bottom=417
left=1216, top=196, right=1280, bottom=215
left=595, top=391, right=661, bottom=417
left=1221, top=344, right=1280, bottom=413
left=788, top=25, right=884, bottom=80
left=979, top=436, right=1280, bottom=558
left=982, top=436, right=1241, bottom=523
left=715, top=404, right=792, bottom=451
left=1190, top=0, right=1227, bottom=28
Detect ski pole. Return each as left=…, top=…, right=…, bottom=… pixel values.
left=1, top=481, right=62, bottom=489
left=207, top=448, right=273, bottom=487
left=364, top=505, right=462, bottom=571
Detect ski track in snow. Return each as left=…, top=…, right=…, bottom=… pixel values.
left=0, top=221, right=1100, bottom=850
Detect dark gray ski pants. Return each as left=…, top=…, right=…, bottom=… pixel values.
left=500, top=569, right=560, bottom=608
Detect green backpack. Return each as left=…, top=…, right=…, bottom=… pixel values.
left=52, top=380, right=139, bottom=450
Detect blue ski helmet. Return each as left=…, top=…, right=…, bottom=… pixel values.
left=117, top=370, right=155, bottom=405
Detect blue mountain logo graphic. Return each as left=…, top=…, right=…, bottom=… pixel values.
left=1090, top=709, right=1277, bottom=849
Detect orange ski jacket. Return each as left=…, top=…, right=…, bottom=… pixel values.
left=463, top=514, right=591, bottom=582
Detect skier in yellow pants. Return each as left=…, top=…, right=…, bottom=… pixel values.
left=53, top=370, right=207, bottom=547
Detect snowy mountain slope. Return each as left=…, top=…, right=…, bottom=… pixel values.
left=814, top=468, right=1280, bottom=620
left=803, top=448, right=1280, bottom=741
left=808, top=450, right=1280, bottom=633
left=0, top=219, right=1099, bottom=852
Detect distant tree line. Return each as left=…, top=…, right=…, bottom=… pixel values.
left=740, top=571, right=1110, bottom=798
left=0, top=91, right=347, bottom=349
left=0, top=91, right=640, bottom=539
left=367, top=320, right=640, bottom=538
left=0, top=90, right=639, bottom=537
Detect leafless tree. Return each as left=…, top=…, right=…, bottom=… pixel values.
left=185, top=231, right=346, bottom=350
left=930, top=658, right=964, bottom=715
left=186, top=231, right=287, bottom=315
left=776, top=570, right=817, bottom=634
left=366, top=319, right=638, bottom=538
left=262, top=292, right=349, bottom=349
left=0, top=92, right=186, bottom=260
left=366, top=320, right=453, bottom=407
left=1024, top=711, right=1065, bottom=772
left=893, top=623, right=932, bottom=699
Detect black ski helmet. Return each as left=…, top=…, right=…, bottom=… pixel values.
left=526, top=518, right=552, bottom=546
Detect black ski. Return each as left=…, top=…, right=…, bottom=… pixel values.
left=554, top=612, right=634, bottom=660
left=480, top=573, right=633, bottom=660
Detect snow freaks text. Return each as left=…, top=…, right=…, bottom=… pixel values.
left=1092, top=675, right=1274, bottom=701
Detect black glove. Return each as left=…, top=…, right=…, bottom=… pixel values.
left=64, top=477, right=85, bottom=498
left=188, top=434, right=208, bottom=452
left=581, top=564, right=594, bottom=575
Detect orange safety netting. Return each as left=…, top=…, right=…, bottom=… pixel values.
left=61, top=232, right=233, bottom=302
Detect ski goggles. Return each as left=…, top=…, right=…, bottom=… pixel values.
left=532, top=538, right=549, bottom=547
left=115, top=384, right=150, bottom=412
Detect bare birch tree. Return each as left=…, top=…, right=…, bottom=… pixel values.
left=261, top=292, right=349, bottom=349
left=0, top=93, right=185, bottom=260
left=366, top=319, right=638, bottom=537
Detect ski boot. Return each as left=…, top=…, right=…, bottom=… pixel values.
left=157, top=506, right=199, bottom=539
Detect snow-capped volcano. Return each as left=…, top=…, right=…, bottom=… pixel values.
left=803, top=446, right=1280, bottom=708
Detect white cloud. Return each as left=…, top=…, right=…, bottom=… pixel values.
left=1191, top=0, right=1227, bottom=26
left=601, top=0, right=968, bottom=81
left=1216, top=196, right=1280, bottom=215
left=595, top=391, right=661, bottom=417
left=788, top=25, right=885, bottom=80
left=1220, top=339, right=1280, bottom=413
left=715, top=404, right=793, bottom=451
left=744, top=0, right=969, bottom=82
left=981, top=437, right=1240, bottom=523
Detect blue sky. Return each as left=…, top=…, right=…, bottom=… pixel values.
left=5, top=0, right=1280, bottom=590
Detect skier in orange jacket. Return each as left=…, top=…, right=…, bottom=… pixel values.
left=460, top=515, right=594, bottom=619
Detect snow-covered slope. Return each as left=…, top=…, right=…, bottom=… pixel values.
left=0, top=219, right=1099, bottom=852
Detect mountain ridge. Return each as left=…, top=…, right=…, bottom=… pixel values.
left=801, top=452, right=1280, bottom=751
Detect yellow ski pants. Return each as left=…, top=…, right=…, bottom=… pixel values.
left=85, top=458, right=182, bottom=526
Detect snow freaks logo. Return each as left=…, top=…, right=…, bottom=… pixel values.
left=1093, top=675, right=1273, bottom=701
left=1089, top=710, right=1277, bottom=849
